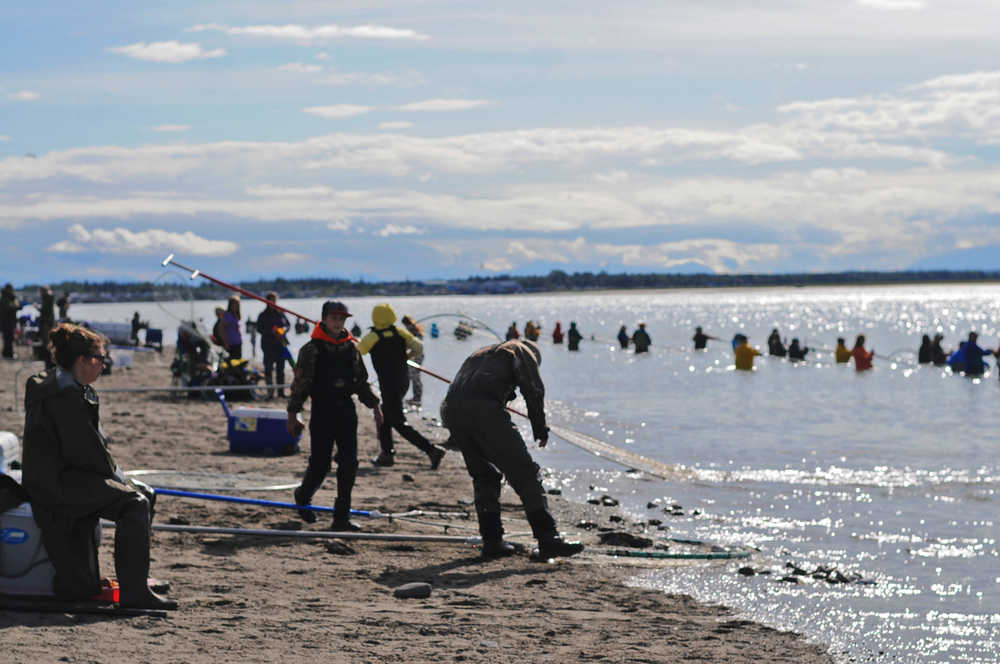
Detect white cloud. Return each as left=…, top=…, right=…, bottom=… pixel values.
left=0, top=135, right=9, bottom=143
left=109, top=41, right=226, bottom=63
left=47, top=224, right=238, bottom=256
left=481, top=257, right=514, bottom=272
left=319, top=71, right=413, bottom=86
left=189, top=23, right=429, bottom=43
left=594, top=170, right=629, bottom=184
left=302, top=105, right=374, bottom=119
left=248, top=185, right=334, bottom=197
left=11, top=91, right=40, bottom=101
left=379, top=121, right=414, bottom=130
left=152, top=125, right=191, bottom=133
left=315, top=52, right=331, bottom=60
left=855, top=0, right=926, bottom=9
left=378, top=224, right=422, bottom=237
left=278, top=62, right=323, bottom=73
left=264, top=252, right=310, bottom=264
left=394, top=99, right=487, bottom=112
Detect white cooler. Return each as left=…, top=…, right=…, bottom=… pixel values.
left=0, top=431, right=19, bottom=473
left=0, top=501, right=55, bottom=596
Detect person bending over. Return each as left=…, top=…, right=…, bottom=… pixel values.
left=441, top=339, right=583, bottom=560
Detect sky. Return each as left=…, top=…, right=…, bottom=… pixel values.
left=4, top=0, right=1000, bottom=284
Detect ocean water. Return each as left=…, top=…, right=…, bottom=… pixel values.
left=73, top=283, right=998, bottom=662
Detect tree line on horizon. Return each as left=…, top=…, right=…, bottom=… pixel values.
left=10, top=269, right=1000, bottom=303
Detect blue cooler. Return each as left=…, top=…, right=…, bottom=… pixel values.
left=217, top=391, right=300, bottom=455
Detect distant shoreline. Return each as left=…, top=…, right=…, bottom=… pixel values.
left=10, top=269, right=1000, bottom=304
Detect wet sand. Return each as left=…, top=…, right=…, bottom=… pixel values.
left=0, top=352, right=835, bottom=663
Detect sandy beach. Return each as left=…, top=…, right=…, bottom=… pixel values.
left=0, top=351, right=835, bottom=663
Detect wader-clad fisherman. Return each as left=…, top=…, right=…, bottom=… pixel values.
left=441, top=339, right=584, bottom=560
left=257, top=291, right=291, bottom=398
left=21, top=323, right=177, bottom=609
left=288, top=301, right=383, bottom=531
left=358, top=304, right=446, bottom=469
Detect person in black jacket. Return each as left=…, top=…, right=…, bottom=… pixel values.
left=788, top=338, right=809, bottom=361
left=22, top=323, right=176, bottom=609
left=1, top=283, right=20, bottom=359
left=931, top=334, right=949, bottom=366
left=918, top=334, right=932, bottom=364
left=256, top=292, right=291, bottom=398
left=767, top=329, right=786, bottom=357
left=567, top=322, right=583, bottom=351
left=287, top=301, right=383, bottom=531
left=632, top=323, right=651, bottom=354
left=441, top=340, right=583, bottom=560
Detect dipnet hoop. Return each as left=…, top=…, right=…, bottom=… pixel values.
left=126, top=469, right=298, bottom=491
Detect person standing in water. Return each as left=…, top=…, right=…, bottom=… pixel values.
left=632, top=323, right=651, bottom=354
left=767, top=329, right=786, bottom=357
left=616, top=325, right=629, bottom=349
left=852, top=335, right=874, bottom=372
left=692, top=326, right=718, bottom=350
left=733, top=334, right=761, bottom=371
left=551, top=322, right=564, bottom=345
left=834, top=337, right=851, bottom=364
left=567, top=322, right=583, bottom=351
left=788, top=338, right=809, bottom=361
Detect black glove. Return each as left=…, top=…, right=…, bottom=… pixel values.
left=532, top=423, right=550, bottom=447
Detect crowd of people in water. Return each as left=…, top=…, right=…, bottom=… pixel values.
left=494, top=318, right=1000, bottom=378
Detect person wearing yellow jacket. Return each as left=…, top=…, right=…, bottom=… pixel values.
left=733, top=335, right=761, bottom=371
left=357, top=304, right=446, bottom=469
left=834, top=337, right=852, bottom=364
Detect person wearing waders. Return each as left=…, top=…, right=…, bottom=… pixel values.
left=358, top=304, right=446, bottom=469
left=288, top=301, right=383, bottom=531
left=440, top=339, right=584, bottom=560
left=632, top=323, right=651, bottom=354
left=567, top=321, right=582, bottom=351
left=256, top=291, right=291, bottom=398
left=21, top=323, right=177, bottom=609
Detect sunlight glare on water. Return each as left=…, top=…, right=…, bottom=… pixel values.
left=79, top=283, right=1000, bottom=662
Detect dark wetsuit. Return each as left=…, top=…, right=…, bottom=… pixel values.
left=288, top=324, right=379, bottom=522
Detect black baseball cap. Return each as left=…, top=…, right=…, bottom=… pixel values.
left=321, top=300, right=352, bottom=318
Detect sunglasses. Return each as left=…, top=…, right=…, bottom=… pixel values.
left=87, top=351, right=110, bottom=363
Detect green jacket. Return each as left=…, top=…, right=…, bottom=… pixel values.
left=22, top=369, right=134, bottom=517
left=21, top=368, right=142, bottom=598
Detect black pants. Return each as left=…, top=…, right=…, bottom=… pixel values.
left=377, top=377, right=434, bottom=456
left=262, top=344, right=287, bottom=394
left=227, top=344, right=242, bottom=360
left=298, top=400, right=358, bottom=519
left=38, top=489, right=153, bottom=601
left=441, top=398, right=550, bottom=518
left=1, top=325, right=13, bottom=358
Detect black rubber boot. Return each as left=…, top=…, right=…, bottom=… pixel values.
left=115, top=498, right=178, bottom=610
left=293, top=486, right=317, bottom=524
left=428, top=445, right=446, bottom=470
left=331, top=498, right=361, bottom=532
left=526, top=508, right=584, bottom=560
left=478, top=511, right=516, bottom=559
